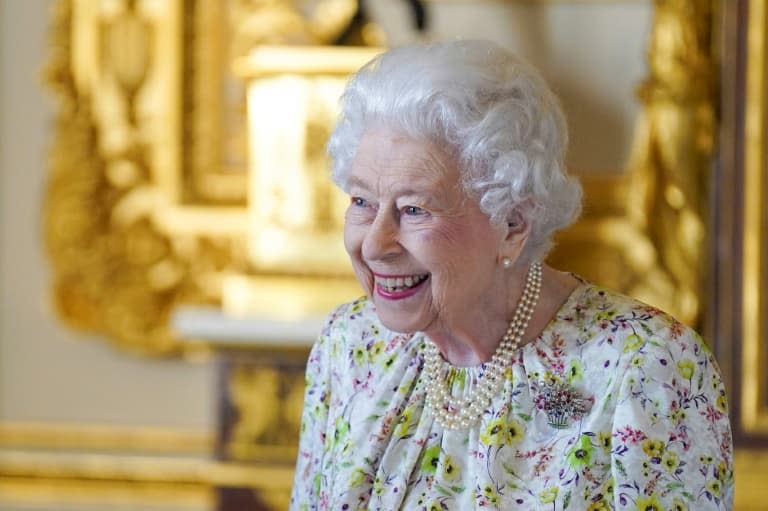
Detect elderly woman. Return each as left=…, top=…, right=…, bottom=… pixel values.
left=290, top=40, right=733, bottom=510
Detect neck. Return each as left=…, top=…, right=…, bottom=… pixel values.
left=424, top=262, right=534, bottom=367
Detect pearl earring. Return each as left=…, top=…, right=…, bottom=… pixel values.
left=501, top=256, right=513, bottom=269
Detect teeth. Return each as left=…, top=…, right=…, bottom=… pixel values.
left=379, top=274, right=427, bottom=292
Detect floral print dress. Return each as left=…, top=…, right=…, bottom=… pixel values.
left=290, top=283, right=734, bottom=510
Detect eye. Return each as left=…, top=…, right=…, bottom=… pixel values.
left=402, top=205, right=427, bottom=216
left=351, top=196, right=369, bottom=208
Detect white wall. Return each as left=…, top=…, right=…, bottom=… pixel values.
left=0, top=0, right=215, bottom=431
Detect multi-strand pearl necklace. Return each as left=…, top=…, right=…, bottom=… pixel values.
left=423, top=262, right=543, bottom=430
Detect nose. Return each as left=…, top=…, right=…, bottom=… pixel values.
left=362, top=209, right=401, bottom=262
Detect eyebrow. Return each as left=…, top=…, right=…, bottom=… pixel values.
left=346, top=175, right=370, bottom=192
left=346, top=175, right=444, bottom=198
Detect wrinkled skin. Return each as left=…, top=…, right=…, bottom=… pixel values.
left=343, top=129, right=529, bottom=366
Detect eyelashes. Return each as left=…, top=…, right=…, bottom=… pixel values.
left=349, top=197, right=430, bottom=219
left=403, top=206, right=427, bottom=216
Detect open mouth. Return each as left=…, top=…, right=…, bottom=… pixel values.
left=376, top=273, right=430, bottom=294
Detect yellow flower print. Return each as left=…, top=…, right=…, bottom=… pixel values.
left=601, top=476, right=615, bottom=498
left=372, top=474, right=384, bottom=496
left=716, top=394, right=728, bottom=413
left=426, top=500, right=442, bottom=511
left=349, top=467, right=367, bottom=487
left=566, top=359, right=584, bottom=383
left=333, top=417, right=350, bottom=445
left=370, top=340, right=385, bottom=360
left=717, top=460, right=729, bottom=481
left=677, top=359, right=695, bottom=380
left=542, top=371, right=558, bottom=384
left=670, top=409, right=687, bottom=424
left=595, top=309, right=617, bottom=322
left=353, top=346, right=366, bottom=366
left=383, top=354, right=397, bottom=371
left=641, top=438, right=665, bottom=458
left=394, top=407, right=413, bottom=438
left=538, top=486, right=558, bottom=504
left=662, top=450, right=679, bottom=472
left=481, top=418, right=509, bottom=446
left=636, top=495, right=663, bottom=511
left=598, top=431, right=612, bottom=453
left=707, top=479, right=723, bottom=497
left=624, top=333, right=644, bottom=352
left=587, top=501, right=609, bottom=511
left=482, top=485, right=500, bottom=504
left=438, top=454, right=461, bottom=482
left=711, top=373, right=720, bottom=391
left=671, top=497, right=689, bottom=511
left=506, top=419, right=524, bottom=444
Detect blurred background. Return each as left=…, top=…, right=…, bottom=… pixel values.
left=1, top=0, right=766, bottom=509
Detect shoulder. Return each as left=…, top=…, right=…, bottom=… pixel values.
left=570, top=286, right=725, bottom=409
left=567, top=283, right=700, bottom=353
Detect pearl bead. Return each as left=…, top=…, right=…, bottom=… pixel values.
left=422, top=263, right=542, bottom=431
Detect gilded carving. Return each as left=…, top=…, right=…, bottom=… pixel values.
left=45, top=0, right=253, bottom=354
left=623, top=0, right=715, bottom=325
left=225, top=361, right=306, bottom=462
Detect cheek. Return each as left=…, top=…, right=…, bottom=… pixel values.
left=343, top=218, right=366, bottom=255
left=414, top=223, right=475, bottom=266
left=343, top=227, right=358, bottom=256
left=343, top=224, right=373, bottom=292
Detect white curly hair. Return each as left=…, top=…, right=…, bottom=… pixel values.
left=327, top=39, right=582, bottom=261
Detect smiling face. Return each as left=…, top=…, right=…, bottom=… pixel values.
left=343, top=129, right=523, bottom=340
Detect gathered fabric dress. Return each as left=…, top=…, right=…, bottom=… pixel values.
left=290, top=283, right=734, bottom=510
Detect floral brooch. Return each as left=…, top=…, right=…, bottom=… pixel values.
left=532, top=379, right=592, bottom=429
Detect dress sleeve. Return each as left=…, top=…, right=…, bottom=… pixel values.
left=610, top=326, right=734, bottom=510
left=290, top=319, right=335, bottom=510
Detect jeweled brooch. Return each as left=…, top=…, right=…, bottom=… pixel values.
left=532, top=379, right=592, bottom=429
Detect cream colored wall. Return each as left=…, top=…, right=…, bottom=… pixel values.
left=368, top=0, right=652, bottom=173
left=0, top=0, right=215, bottom=431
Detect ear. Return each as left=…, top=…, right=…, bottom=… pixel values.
left=500, top=210, right=531, bottom=261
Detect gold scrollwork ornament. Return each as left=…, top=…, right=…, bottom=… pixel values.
left=45, top=0, right=246, bottom=355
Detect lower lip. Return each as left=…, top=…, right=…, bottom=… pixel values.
left=375, top=278, right=428, bottom=300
